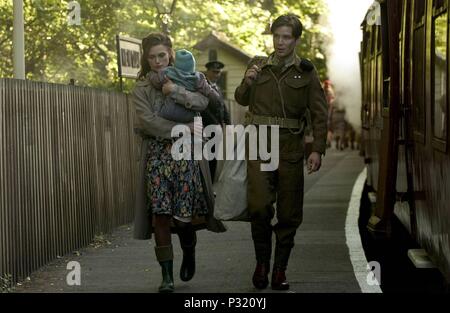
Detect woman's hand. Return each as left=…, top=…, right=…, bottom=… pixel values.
left=162, top=79, right=175, bottom=95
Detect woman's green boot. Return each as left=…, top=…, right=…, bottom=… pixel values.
left=155, top=245, right=174, bottom=293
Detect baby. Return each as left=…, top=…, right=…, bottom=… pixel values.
left=149, top=49, right=218, bottom=123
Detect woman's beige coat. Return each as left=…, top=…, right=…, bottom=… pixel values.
left=132, top=76, right=226, bottom=240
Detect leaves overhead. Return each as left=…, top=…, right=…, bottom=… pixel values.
left=0, top=0, right=329, bottom=91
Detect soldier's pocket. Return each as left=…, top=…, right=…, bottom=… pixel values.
left=284, top=77, right=309, bottom=109
left=285, top=77, right=309, bottom=88
left=279, top=153, right=304, bottom=191
left=279, top=132, right=304, bottom=158
left=254, top=74, right=272, bottom=104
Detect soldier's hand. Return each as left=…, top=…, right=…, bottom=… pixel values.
left=244, top=65, right=260, bottom=86
left=307, top=152, right=322, bottom=174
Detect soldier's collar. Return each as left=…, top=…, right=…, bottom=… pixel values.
left=267, top=53, right=301, bottom=70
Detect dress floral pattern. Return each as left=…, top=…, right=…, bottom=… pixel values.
left=145, top=137, right=208, bottom=218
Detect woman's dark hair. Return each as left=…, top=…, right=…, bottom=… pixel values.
left=270, top=14, right=303, bottom=39
left=138, top=32, right=175, bottom=79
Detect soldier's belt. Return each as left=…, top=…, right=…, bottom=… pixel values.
left=245, top=112, right=304, bottom=129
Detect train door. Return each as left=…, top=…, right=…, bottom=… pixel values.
left=361, top=24, right=375, bottom=187
left=367, top=0, right=403, bottom=237
left=396, top=0, right=428, bottom=239
left=396, top=0, right=418, bottom=237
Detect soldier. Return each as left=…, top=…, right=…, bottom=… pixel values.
left=202, top=60, right=231, bottom=180
left=234, top=14, right=328, bottom=290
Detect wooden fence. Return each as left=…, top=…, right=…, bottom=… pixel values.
left=0, top=78, right=139, bottom=285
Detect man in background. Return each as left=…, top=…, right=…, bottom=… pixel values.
left=201, top=60, right=231, bottom=180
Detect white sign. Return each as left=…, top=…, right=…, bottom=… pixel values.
left=117, top=36, right=142, bottom=79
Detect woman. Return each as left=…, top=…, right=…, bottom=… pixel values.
left=132, top=32, right=225, bottom=293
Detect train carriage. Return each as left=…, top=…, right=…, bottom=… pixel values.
left=361, top=0, right=450, bottom=282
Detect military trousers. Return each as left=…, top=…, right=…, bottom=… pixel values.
left=247, top=156, right=304, bottom=270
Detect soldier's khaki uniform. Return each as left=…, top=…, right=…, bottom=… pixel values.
left=234, top=54, right=328, bottom=270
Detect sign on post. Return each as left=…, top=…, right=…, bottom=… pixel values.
left=116, top=35, right=142, bottom=80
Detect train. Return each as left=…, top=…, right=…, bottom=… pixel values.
left=360, top=0, right=450, bottom=282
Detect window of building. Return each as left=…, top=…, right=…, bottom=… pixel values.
left=208, top=49, right=217, bottom=61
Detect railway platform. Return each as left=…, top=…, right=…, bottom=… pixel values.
left=13, top=149, right=380, bottom=293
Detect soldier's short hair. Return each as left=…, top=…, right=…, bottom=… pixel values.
left=271, top=14, right=303, bottom=39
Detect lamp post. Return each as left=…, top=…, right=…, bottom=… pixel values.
left=152, top=0, right=177, bottom=34
left=13, top=0, right=25, bottom=79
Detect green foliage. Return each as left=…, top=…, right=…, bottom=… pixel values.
left=0, top=0, right=329, bottom=91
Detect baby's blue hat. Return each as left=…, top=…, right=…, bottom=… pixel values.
left=174, top=49, right=196, bottom=73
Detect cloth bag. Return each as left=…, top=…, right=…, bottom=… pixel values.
left=198, top=156, right=228, bottom=232
left=213, top=128, right=250, bottom=221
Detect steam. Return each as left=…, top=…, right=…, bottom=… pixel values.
left=324, top=0, right=374, bottom=129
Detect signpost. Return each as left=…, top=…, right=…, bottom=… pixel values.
left=116, top=35, right=142, bottom=91
left=13, top=0, right=25, bottom=79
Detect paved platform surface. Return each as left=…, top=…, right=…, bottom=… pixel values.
left=14, top=149, right=368, bottom=293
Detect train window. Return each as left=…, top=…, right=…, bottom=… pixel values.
left=432, top=10, right=448, bottom=143
left=364, top=62, right=371, bottom=128
left=414, top=0, right=426, bottom=25
left=377, top=27, right=382, bottom=52
left=377, top=55, right=383, bottom=114
left=363, top=30, right=370, bottom=58
left=434, top=0, right=446, bottom=10
left=399, top=0, right=408, bottom=109
left=412, top=26, right=426, bottom=141
left=370, top=29, right=376, bottom=56
left=362, top=39, right=366, bottom=59
left=412, top=0, right=427, bottom=142
left=371, top=61, right=376, bottom=125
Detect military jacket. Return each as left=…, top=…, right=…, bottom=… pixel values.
left=234, top=54, right=328, bottom=157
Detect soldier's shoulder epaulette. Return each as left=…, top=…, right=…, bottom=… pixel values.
left=300, top=59, right=314, bottom=72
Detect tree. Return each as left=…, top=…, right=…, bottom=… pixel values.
left=0, top=0, right=329, bottom=91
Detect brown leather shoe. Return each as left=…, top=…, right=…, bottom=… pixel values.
left=271, top=268, right=289, bottom=290
left=252, top=263, right=270, bottom=289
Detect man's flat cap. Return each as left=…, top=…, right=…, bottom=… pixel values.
left=205, top=60, right=225, bottom=70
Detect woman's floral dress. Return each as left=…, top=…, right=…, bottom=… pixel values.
left=145, top=136, right=208, bottom=218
